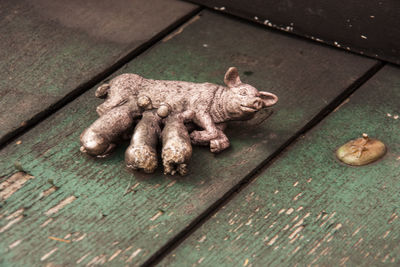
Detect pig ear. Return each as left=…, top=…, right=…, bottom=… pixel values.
left=224, top=67, right=241, bottom=88
left=259, top=91, right=278, bottom=107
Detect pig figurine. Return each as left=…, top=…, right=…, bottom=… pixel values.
left=80, top=67, right=278, bottom=175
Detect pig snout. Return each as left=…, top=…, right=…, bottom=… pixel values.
left=240, top=97, right=263, bottom=113
left=252, top=98, right=263, bottom=110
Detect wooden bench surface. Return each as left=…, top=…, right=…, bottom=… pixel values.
left=0, top=5, right=398, bottom=267
left=0, top=0, right=197, bottom=145
left=161, top=65, right=400, bottom=266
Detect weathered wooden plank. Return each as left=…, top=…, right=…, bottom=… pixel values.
left=0, top=0, right=197, bottom=145
left=188, top=0, right=400, bottom=65
left=161, top=65, right=400, bottom=266
left=0, top=11, right=377, bottom=266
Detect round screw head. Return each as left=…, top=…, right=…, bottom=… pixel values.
left=336, top=134, right=386, bottom=166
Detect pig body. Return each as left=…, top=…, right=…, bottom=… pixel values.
left=80, top=67, right=278, bottom=175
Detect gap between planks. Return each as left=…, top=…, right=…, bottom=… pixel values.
left=0, top=7, right=203, bottom=150
left=142, top=61, right=386, bottom=266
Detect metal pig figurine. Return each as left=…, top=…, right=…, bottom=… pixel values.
left=80, top=67, right=278, bottom=175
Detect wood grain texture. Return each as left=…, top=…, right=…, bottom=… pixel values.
left=161, top=65, right=400, bottom=266
left=188, top=0, right=400, bottom=65
left=0, top=0, right=197, bottom=144
left=0, top=11, right=376, bottom=266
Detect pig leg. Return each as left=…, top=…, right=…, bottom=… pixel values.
left=210, top=123, right=230, bottom=153
left=80, top=105, right=138, bottom=157
left=190, top=113, right=219, bottom=144
left=191, top=115, right=230, bottom=153
left=125, top=110, right=161, bottom=173
left=162, top=111, right=194, bottom=176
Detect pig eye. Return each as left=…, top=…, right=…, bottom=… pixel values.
left=239, top=89, right=247, bottom=96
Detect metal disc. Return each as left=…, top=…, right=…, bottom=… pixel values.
left=336, top=134, right=386, bottom=166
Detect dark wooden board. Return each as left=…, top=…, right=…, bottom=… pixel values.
left=0, top=0, right=197, bottom=145
left=0, top=11, right=376, bottom=266
left=161, top=65, right=400, bottom=266
left=188, top=0, right=400, bottom=65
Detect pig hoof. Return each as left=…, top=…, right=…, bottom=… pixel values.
left=162, top=148, right=190, bottom=176
left=163, top=163, right=188, bottom=176
left=177, top=164, right=188, bottom=176
left=80, top=130, right=115, bottom=157
left=125, top=145, right=158, bottom=173
left=96, top=144, right=116, bottom=158
left=80, top=143, right=115, bottom=158
left=190, top=130, right=217, bottom=144
left=210, top=137, right=230, bottom=153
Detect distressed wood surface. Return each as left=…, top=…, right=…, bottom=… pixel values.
left=161, top=65, right=400, bottom=266
left=189, top=0, right=400, bottom=65
left=0, top=11, right=377, bottom=266
left=0, top=0, right=197, bottom=144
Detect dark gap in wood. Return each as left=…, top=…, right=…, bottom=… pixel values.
left=0, top=7, right=203, bottom=150
left=142, top=60, right=386, bottom=267
left=186, top=6, right=389, bottom=65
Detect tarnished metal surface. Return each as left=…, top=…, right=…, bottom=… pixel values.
left=80, top=67, right=278, bottom=175
left=336, top=133, right=386, bottom=166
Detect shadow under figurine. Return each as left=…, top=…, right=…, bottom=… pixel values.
left=80, top=67, right=278, bottom=175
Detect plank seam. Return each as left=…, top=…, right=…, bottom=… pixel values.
left=142, top=60, right=386, bottom=266
left=186, top=6, right=396, bottom=65
left=0, top=6, right=203, bottom=149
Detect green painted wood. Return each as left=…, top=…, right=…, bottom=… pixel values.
left=0, top=11, right=377, bottom=266
left=0, top=0, right=197, bottom=144
left=161, top=65, right=400, bottom=267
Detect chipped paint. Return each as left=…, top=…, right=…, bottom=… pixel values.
left=267, top=234, right=279, bottom=246
left=286, top=208, right=294, bottom=215
left=0, top=215, right=23, bottom=233
left=45, top=196, right=76, bottom=215
left=198, top=235, right=207, bottom=243
left=333, top=98, right=350, bottom=112
left=150, top=210, right=164, bottom=221
left=87, top=254, right=107, bottom=266
left=296, top=206, right=304, bottom=212
left=162, top=15, right=201, bottom=42
left=352, top=226, right=362, bottom=236
left=289, top=226, right=304, bottom=240
left=76, top=253, right=91, bottom=264
left=126, top=248, right=142, bottom=263
left=382, top=230, right=390, bottom=238
left=108, top=249, right=122, bottom=262
left=6, top=208, right=24, bottom=220
left=167, top=180, right=177, bottom=187
left=388, top=213, right=398, bottom=224
left=41, top=248, right=58, bottom=261
left=0, top=172, right=34, bottom=200
left=8, top=239, right=22, bottom=249
left=39, top=186, right=57, bottom=199
left=41, top=218, right=53, bottom=227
